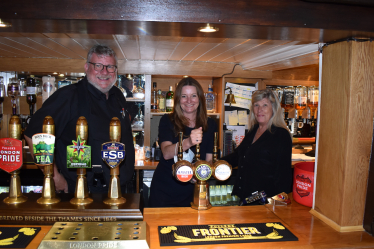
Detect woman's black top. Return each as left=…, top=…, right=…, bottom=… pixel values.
left=223, top=124, right=292, bottom=200
left=149, top=114, right=217, bottom=207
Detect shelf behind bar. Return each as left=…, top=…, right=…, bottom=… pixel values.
left=150, top=112, right=220, bottom=117
left=126, top=97, right=145, bottom=102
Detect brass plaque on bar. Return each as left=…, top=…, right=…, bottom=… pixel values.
left=0, top=193, right=143, bottom=225
left=38, top=221, right=149, bottom=249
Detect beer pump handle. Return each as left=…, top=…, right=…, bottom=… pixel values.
left=109, top=117, right=121, bottom=142
left=213, top=132, right=218, bottom=163
left=42, top=116, right=55, bottom=135
left=178, top=132, right=183, bottom=161
left=9, top=116, right=21, bottom=140
left=76, top=117, right=88, bottom=142
left=195, top=143, right=200, bottom=161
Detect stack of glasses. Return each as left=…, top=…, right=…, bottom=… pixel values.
left=209, top=185, right=240, bottom=206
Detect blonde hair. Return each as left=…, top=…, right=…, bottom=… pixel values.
left=248, top=88, right=290, bottom=135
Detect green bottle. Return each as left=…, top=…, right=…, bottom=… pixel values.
left=165, top=86, right=174, bottom=112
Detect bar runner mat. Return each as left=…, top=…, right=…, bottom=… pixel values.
left=0, top=227, right=41, bottom=248
left=158, top=222, right=298, bottom=246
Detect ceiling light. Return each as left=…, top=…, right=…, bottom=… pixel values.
left=0, top=19, right=11, bottom=28
left=53, top=72, right=58, bottom=75
left=59, top=74, right=64, bottom=77
left=198, top=23, right=218, bottom=33
left=183, top=75, right=189, bottom=78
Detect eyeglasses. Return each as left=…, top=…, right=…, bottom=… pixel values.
left=88, top=62, right=117, bottom=73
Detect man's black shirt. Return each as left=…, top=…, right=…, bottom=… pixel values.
left=25, top=77, right=135, bottom=193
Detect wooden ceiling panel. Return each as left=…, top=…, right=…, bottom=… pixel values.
left=228, top=41, right=296, bottom=64
left=252, top=52, right=319, bottom=71
left=0, top=37, right=48, bottom=58
left=153, top=37, right=184, bottom=61
left=0, top=47, right=22, bottom=57
left=182, top=37, right=228, bottom=61
left=16, top=35, right=82, bottom=59
left=115, top=35, right=139, bottom=60
left=197, top=38, right=247, bottom=62
left=167, top=37, right=206, bottom=61
left=210, top=39, right=271, bottom=62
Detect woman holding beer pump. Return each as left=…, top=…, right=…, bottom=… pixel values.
left=222, top=88, right=293, bottom=203
left=149, top=77, right=217, bottom=207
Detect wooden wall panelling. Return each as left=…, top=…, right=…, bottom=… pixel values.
left=312, top=41, right=374, bottom=230
left=272, top=65, right=319, bottom=81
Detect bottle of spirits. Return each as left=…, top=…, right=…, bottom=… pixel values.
left=26, top=77, right=37, bottom=118
left=7, top=77, right=19, bottom=115
left=42, top=75, right=56, bottom=103
left=157, top=89, right=165, bottom=112
left=151, top=82, right=158, bottom=112
left=165, top=86, right=174, bottom=112
left=205, top=84, right=217, bottom=113
left=18, top=78, right=26, bottom=96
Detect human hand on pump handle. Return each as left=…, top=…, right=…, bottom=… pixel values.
left=189, top=127, right=203, bottom=146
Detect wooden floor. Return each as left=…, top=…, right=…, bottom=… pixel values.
left=2, top=198, right=374, bottom=248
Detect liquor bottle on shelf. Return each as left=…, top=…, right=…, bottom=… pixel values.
left=307, top=86, right=319, bottom=137
left=7, top=77, right=20, bottom=115
left=157, top=89, right=165, bottom=112
left=281, top=86, right=295, bottom=130
left=151, top=82, right=158, bottom=112
left=165, top=86, right=174, bottom=112
left=18, top=78, right=26, bottom=96
left=0, top=77, right=4, bottom=120
left=42, top=75, right=56, bottom=103
left=26, top=76, right=37, bottom=118
left=294, top=85, right=307, bottom=137
left=307, top=85, right=319, bottom=120
left=205, top=84, right=217, bottom=113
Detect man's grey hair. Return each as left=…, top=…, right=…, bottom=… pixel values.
left=87, top=44, right=118, bottom=65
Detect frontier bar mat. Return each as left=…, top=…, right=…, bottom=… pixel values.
left=158, top=222, right=298, bottom=246
left=0, top=227, right=41, bottom=248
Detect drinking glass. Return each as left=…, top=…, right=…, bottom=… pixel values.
left=209, top=185, right=216, bottom=206
left=221, top=185, right=227, bottom=205
left=226, top=185, right=233, bottom=205
left=215, top=185, right=222, bottom=205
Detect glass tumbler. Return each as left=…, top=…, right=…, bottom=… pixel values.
left=209, top=185, right=216, bottom=206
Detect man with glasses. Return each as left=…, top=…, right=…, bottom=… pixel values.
left=25, top=44, right=135, bottom=194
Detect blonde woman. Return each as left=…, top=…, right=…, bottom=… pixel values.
left=222, top=88, right=292, bottom=202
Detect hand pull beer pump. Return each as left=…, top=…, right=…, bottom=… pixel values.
left=193, top=132, right=232, bottom=210
left=172, top=132, right=193, bottom=183
left=102, top=117, right=126, bottom=205
left=37, top=116, right=60, bottom=205
left=2, top=116, right=27, bottom=204
left=70, top=116, right=93, bottom=205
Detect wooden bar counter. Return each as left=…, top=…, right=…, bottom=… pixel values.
left=3, top=198, right=374, bottom=248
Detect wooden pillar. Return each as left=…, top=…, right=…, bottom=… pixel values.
left=310, top=41, right=374, bottom=232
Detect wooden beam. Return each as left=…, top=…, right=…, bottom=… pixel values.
left=0, top=1, right=373, bottom=42
left=1, top=0, right=373, bottom=33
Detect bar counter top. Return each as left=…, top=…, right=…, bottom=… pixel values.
left=2, top=197, right=374, bottom=249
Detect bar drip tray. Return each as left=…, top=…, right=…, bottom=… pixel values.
left=38, top=221, right=149, bottom=249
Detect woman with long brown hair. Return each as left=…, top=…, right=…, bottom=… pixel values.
left=149, top=77, right=217, bottom=207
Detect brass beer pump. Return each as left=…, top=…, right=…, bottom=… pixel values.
left=70, top=117, right=93, bottom=205
left=103, top=117, right=126, bottom=205
left=211, top=132, right=232, bottom=182
left=37, top=116, right=60, bottom=204
left=172, top=132, right=193, bottom=182
left=3, top=116, right=27, bottom=204
left=190, top=132, right=232, bottom=210
left=191, top=142, right=213, bottom=210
